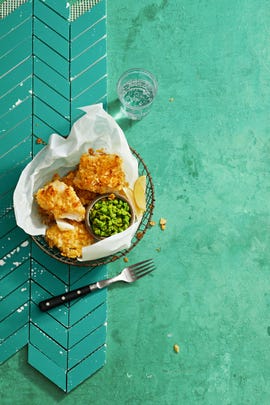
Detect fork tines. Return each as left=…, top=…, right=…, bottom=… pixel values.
left=130, top=258, right=155, bottom=279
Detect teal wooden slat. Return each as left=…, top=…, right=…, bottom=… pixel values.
left=0, top=189, right=13, bottom=219
left=30, top=299, right=107, bottom=352
left=34, top=57, right=70, bottom=99
left=32, top=137, right=47, bottom=156
left=0, top=0, right=32, bottom=40
left=0, top=303, right=29, bottom=340
left=0, top=136, right=31, bottom=173
left=31, top=244, right=69, bottom=284
left=71, top=56, right=107, bottom=98
left=0, top=158, right=32, bottom=196
left=69, top=289, right=107, bottom=326
left=71, top=76, right=107, bottom=116
left=0, top=228, right=29, bottom=264
left=0, top=244, right=30, bottom=281
left=70, top=108, right=85, bottom=126
left=34, top=16, right=69, bottom=60
left=33, top=115, right=55, bottom=140
left=28, top=343, right=67, bottom=391
left=0, top=58, right=32, bottom=97
left=0, top=261, right=29, bottom=298
left=0, top=16, right=32, bottom=58
left=71, top=94, right=108, bottom=124
left=71, top=36, right=106, bottom=77
left=0, top=117, right=31, bottom=152
left=0, top=37, right=32, bottom=78
left=40, top=0, right=69, bottom=19
left=31, top=261, right=68, bottom=297
left=0, top=281, right=29, bottom=321
left=1, top=97, right=32, bottom=132
left=70, top=0, right=106, bottom=40
left=0, top=324, right=28, bottom=364
left=30, top=324, right=67, bottom=368
left=67, top=345, right=106, bottom=392
left=34, top=0, right=69, bottom=39
left=69, top=265, right=95, bottom=286
left=34, top=76, right=70, bottom=118
left=33, top=37, right=69, bottom=79
left=0, top=210, right=16, bottom=238
left=68, top=324, right=106, bottom=369
left=33, top=97, right=70, bottom=136
left=98, top=94, right=107, bottom=110
left=71, top=17, right=106, bottom=59
left=30, top=303, right=68, bottom=348
left=69, top=302, right=107, bottom=347
left=31, top=281, right=69, bottom=327
left=69, top=263, right=106, bottom=287
left=29, top=304, right=107, bottom=393
left=0, top=76, right=32, bottom=117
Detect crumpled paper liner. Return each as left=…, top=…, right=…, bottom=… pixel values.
left=13, top=104, right=141, bottom=261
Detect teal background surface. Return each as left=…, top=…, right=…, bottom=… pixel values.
left=2, top=0, right=270, bottom=403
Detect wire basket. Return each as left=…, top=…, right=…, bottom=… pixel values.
left=32, top=147, right=155, bottom=267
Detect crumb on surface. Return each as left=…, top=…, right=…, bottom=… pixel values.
left=123, top=257, right=129, bottom=263
left=159, top=218, right=167, bottom=230
left=36, top=137, right=46, bottom=145
left=173, top=344, right=180, bottom=353
left=149, top=220, right=156, bottom=226
left=136, top=231, right=144, bottom=240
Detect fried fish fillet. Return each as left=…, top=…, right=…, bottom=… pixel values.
left=35, top=179, right=85, bottom=221
left=46, top=221, right=94, bottom=258
left=73, top=150, right=127, bottom=194
left=60, top=170, right=99, bottom=206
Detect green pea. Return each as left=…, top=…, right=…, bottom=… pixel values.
left=89, top=196, right=132, bottom=237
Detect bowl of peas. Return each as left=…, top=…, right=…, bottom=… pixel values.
left=85, top=192, right=135, bottom=240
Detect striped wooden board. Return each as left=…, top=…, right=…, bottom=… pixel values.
left=0, top=0, right=108, bottom=392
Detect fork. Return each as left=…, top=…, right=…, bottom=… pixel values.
left=39, top=258, right=155, bottom=312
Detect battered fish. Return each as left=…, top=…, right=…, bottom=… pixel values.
left=60, top=170, right=99, bottom=206
left=35, top=150, right=129, bottom=259
left=73, top=150, right=127, bottom=194
left=35, top=179, right=85, bottom=222
left=46, top=221, right=94, bottom=258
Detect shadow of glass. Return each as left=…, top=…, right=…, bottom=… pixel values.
left=107, top=99, right=138, bottom=132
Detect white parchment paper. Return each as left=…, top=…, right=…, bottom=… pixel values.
left=13, top=104, right=140, bottom=261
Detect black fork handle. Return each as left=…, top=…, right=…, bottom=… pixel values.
left=39, top=284, right=94, bottom=312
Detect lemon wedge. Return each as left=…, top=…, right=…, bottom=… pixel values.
left=133, top=175, right=146, bottom=211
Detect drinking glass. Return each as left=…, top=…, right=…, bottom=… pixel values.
left=117, top=68, right=158, bottom=120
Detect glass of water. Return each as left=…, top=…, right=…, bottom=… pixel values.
left=117, top=68, right=158, bottom=120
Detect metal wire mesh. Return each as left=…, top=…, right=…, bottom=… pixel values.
left=69, top=0, right=101, bottom=21
left=0, top=0, right=102, bottom=20
left=32, top=148, right=155, bottom=268
left=0, top=0, right=26, bottom=19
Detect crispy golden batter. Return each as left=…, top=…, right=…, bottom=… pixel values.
left=59, top=170, right=76, bottom=187
left=35, top=150, right=129, bottom=259
left=73, top=150, right=127, bottom=194
left=60, top=170, right=99, bottom=206
left=74, top=189, right=99, bottom=206
left=37, top=206, right=55, bottom=226
left=35, top=179, right=85, bottom=221
left=46, top=221, right=94, bottom=258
